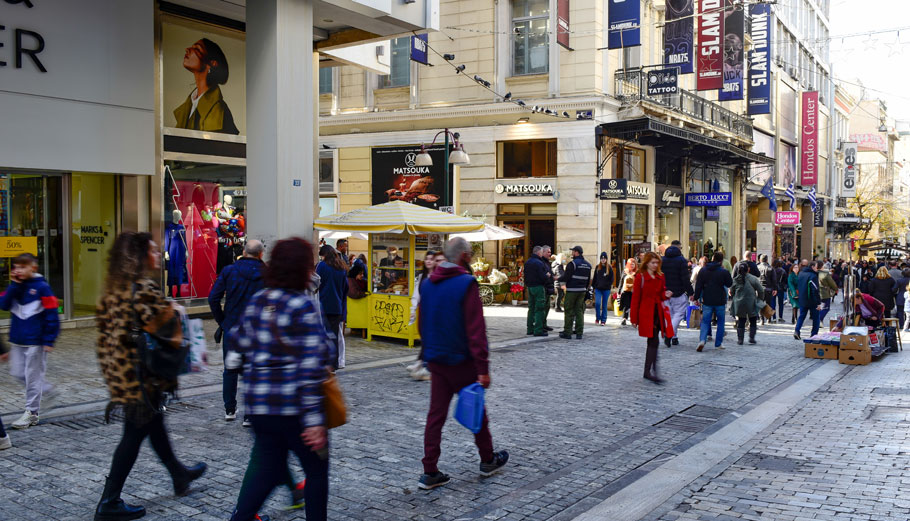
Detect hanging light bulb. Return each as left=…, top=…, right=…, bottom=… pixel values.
left=415, top=145, right=433, bottom=166
left=449, top=143, right=470, bottom=165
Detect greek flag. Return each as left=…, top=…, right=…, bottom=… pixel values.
left=807, top=186, right=817, bottom=212
left=786, top=183, right=796, bottom=210
left=760, top=176, right=777, bottom=212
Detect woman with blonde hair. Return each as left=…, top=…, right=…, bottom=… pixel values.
left=618, top=258, right=638, bottom=326
left=869, top=266, right=898, bottom=318
left=630, top=252, right=673, bottom=383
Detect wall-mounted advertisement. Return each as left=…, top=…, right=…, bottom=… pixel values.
left=664, top=0, right=694, bottom=74
left=608, top=0, right=641, bottom=49
left=718, top=0, right=743, bottom=101
left=162, top=16, right=246, bottom=135
left=372, top=146, right=454, bottom=209
left=697, top=0, right=724, bottom=91
left=747, top=3, right=772, bottom=115
left=780, top=143, right=797, bottom=187
left=800, top=91, right=819, bottom=186
left=842, top=141, right=858, bottom=197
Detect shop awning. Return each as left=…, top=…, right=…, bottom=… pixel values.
left=450, top=223, right=526, bottom=242
left=314, top=201, right=485, bottom=234
left=599, top=118, right=775, bottom=167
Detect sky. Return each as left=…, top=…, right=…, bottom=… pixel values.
left=830, top=0, right=910, bottom=121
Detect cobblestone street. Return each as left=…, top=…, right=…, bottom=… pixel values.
left=2, top=302, right=909, bottom=520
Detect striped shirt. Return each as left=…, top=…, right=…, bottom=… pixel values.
left=230, top=288, right=329, bottom=428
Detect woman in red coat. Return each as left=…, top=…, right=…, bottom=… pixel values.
left=631, top=252, right=675, bottom=384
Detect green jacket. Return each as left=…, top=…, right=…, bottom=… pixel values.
left=731, top=273, right=764, bottom=318
left=818, top=270, right=838, bottom=300
left=173, top=85, right=239, bottom=135
left=787, top=272, right=799, bottom=306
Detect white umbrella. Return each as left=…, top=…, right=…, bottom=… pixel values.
left=319, top=230, right=368, bottom=240
left=450, top=223, right=525, bottom=242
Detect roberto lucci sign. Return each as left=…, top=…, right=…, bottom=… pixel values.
left=0, top=0, right=47, bottom=72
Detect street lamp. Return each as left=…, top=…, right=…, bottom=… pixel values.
left=415, top=128, right=470, bottom=210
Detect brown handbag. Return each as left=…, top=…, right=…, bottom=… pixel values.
left=760, top=303, right=775, bottom=320
left=322, top=372, right=347, bottom=429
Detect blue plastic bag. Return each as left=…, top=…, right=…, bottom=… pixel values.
left=454, top=383, right=485, bottom=433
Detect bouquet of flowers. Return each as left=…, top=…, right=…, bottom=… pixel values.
left=509, top=283, right=524, bottom=300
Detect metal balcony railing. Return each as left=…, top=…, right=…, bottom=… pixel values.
left=615, top=68, right=753, bottom=142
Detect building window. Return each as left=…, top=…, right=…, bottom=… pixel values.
left=499, top=139, right=557, bottom=178
left=319, top=149, right=337, bottom=193
left=379, top=37, right=411, bottom=88
left=612, top=147, right=646, bottom=182
left=318, top=67, right=333, bottom=94
left=512, top=0, right=549, bottom=76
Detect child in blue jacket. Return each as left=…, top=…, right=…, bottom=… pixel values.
left=0, top=253, right=60, bottom=429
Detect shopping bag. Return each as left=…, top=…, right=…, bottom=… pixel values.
left=186, top=318, right=208, bottom=372
left=760, top=303, right=774, bottom=321
left=454, top=383, right=485, bottom=434
left=686, top=305, right=702, bottom=329
left=323, top=373, right=347, bottom=429
left=660, top=302, right=675, bottom=339
left=614, top=296, right=623, bottom=317
left=337, top=322, right=346, bottom=370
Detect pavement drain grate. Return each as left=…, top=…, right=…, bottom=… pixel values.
left=46, top=401, right=209, bottom=431
left=867, top=405, right=910, bottom=422
left=871, top=387, right=910, bottom=395
left=679, top=405, right=732, bottom=420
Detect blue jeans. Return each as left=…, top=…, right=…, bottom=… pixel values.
left=818, top=298, right=832, bottom=323
left=231, top=415, right=329, bottom=521
left=594, top=289, right=610, bottom=322
left=700, top=305, right=726, bottom=346
left=776, top=292, right=787, bottom=320
left=795, top=307, right=820, bottom=337
left=222, top=331, right=240, bottom=413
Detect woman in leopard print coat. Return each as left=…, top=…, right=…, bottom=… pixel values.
left=93, top=231, right=206, bottom=521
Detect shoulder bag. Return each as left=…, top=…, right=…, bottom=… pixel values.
left=129, top=283, right=190, bottom=381
left=323, top=372, right=347, bottom=429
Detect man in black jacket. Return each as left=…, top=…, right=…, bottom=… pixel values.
left=558, top=246, right=592, bottom=339
left=757, top=255, right=777, bottom=325
left=693, top=252, right=733, bottom=352
left=523, top=246, right=550, bottom=337
left=662, top=240, right=693, bottom=347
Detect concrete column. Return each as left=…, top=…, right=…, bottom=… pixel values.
left=246, top=0, right=318, bottom=247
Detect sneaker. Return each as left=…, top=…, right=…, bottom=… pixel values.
left=716, top=345, right=725, bottom=350
left=480, top=450, right=509, bottom=477
left=412, top=367, right=431, bottom=381
left=696, top=341, right=705, bottom=352
left=11, top=411, right=38, bottom=430
left=0, top=435, right=11, bottom=450
left=242, top=417, right=252, bottom=428
left=286, top=480, right=306, bottom=510
left=595, top=320, right=601, bottom=326
left=406, top=360, right=422, bottom=373
left=418, top=472, right=451, bottom=490
left=254, top=515, right=271, bottom=521
left=225, top=410, right=237, bottom=421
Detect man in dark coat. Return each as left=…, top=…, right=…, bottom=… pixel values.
left=523, top=246, right=550, bottom=337
left=693, top=252, right=733, bottom=351
left=662, top=240, right=693, bottom=347
left=209, top=240, right=265, bottom=422
left=757, top=255, right=777, bottom=325
left=794, top=261, right=821, bottom=340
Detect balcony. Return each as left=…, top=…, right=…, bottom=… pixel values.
left=614, top=68, right=753, bottom=142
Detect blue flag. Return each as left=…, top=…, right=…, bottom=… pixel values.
left=808, top=186, right=817, bottom=212
left=786, top=183, right=796, bottom=210
left=761, top=177, right=777, bottom=212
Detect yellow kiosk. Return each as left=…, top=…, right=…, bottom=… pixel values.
left=314, top=201, right=484, bottom=346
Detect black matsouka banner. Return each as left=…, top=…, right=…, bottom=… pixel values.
left=664, top=0, right=694, bottom=74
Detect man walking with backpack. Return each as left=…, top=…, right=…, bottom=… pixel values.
left=662, top=240, right=693, bottom=346
left=209, top=240, right=265, bottom=425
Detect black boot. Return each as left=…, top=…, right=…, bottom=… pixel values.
left=166, top=460, right=207, bottom=496
left=749, top=322, right=757, bottom=344
left=95, top=477, right=146, bottom=521
left=736, top=327, right=744, bottom=345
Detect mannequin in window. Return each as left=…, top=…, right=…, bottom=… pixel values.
left=165, top=209, right=188, bottom=298
left=216, top=195, right=238, bottom=274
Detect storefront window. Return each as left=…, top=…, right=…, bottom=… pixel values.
left=499, top=140, right=557, bottom=178
left=371, top=233, right=410, bottom=295
left=71, top=174, right=117, bottom=317
left=657, top=207, right=681, bottom=249
left=164, top=161, right=246, bottom=300
left=612, top=148, right=646, bottom=182
left=497, top=204, right=555, bottom=271
left=687, top=167, right=734, bottom=259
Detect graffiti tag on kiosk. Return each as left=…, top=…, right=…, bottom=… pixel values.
left=373, top=300, right=406, bottom=333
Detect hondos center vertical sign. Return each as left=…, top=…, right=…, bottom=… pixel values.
left=800, top=91, right=819, bottom=186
